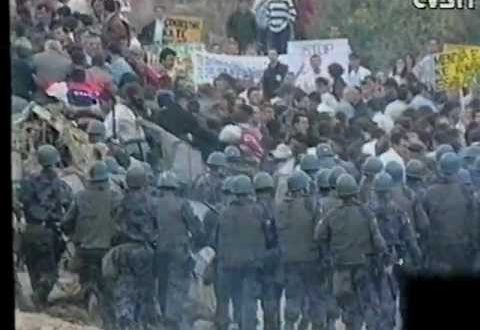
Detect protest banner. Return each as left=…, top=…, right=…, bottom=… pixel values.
left=192, top=39, right=352, bottom=86
left=435, top=45, right=480, bottom=90
left=192, top=52, right=271, bottom=85
left=287, top=39, right=352, bottom=74
left=164, top=15, right=204, bottom=44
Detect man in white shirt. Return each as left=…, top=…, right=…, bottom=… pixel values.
left=385, top=85, right=409, bottom=122
left=315, top=77, right=339, bottom=112
left=409, top=82, right=438, bottom=113
left=413, top=38, right=442, bottom=92
left=295, top=54, right=329, bottom=94
left=379, top=127, right=409, bottom=181
left=346, top=52, right=371, bottom=88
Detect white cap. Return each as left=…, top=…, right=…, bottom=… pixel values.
left=271, top=143, right=293, bottom=160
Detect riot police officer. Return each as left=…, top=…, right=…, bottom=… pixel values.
left=192, top=151, right=227, bottom=206
left=358, top=156, right=383, bottom=203
left=87, top=120, right=107, bottom=144
left=316, top=169, right=332, bottom=199
left=215, top=175, right=267, bottom=330
left=406, top=159, right=427, bottom=197
left=104, top=166, right=159, bottom=330
left=300, top=154, right=321, bottom=197
left=385, top=161, right=429, bottom=247
left=253, top=172, right=282, bottom=330
left=370, top=172, right=422, bottom=330
left=19, top=144, right=73, bottom=308
left=62, top=161, right=123, bottom=323
left=155, top=171, right=204, bottom=330
left=315, top=174, right=387, bottom=330
left=276, top=170, right=328, bottom=330
left=423, top=152, right=477, bottom=274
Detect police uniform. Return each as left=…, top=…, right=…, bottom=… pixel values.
left=19, top=164, right=73, bottom=306
left=215, top=175, right=266, bottom=330
left=315, top=174, right=387, bottom=330
left=155, top=172, right=204, bottom=330
left=103, top=166, right=160, bottom=330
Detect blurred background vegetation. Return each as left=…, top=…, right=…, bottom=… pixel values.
left=311, top=0, right=480, bottom=71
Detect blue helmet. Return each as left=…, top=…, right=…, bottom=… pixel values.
left=438, top=152, right=461, bottom=176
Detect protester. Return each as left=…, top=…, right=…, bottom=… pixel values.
left=262, top=48, right=289, bottom=100
left=226, top=0, right=257, bottom=55
left=265, top=0, right=297, bottom=54
left=345, top=52, right=371, bottom=88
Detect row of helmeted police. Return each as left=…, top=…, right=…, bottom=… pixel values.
left=16, top=142, right=480, bottom=330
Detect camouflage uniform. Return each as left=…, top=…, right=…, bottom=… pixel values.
left=62, top=176, right=123, bottom=310
left=315, top=174, right=387, bottom=330
left=254, top=172, right=282, bottom=330
left=155, top=172, right=204, bottom=330
left=19, top=168, right=72, bottom=307
left=368, top=173, right=422, bottom=330
left=102, top=166, right=160, bottom=330
left=215, top=176, right=267, bottom=330
left=276, top=171, right=329, bottom=330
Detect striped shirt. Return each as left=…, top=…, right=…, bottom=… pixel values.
left=266, top=0, right=297, bottom=33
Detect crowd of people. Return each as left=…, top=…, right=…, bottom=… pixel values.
left=11, top=1, right=480, bottom=330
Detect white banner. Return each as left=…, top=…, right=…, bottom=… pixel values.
left=287, top=38, right=352, bottom=75
left=192, top=39, right=351, bottom=85
left=192, top=52, right=276, bottom=85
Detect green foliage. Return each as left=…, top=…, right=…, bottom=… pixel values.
left=312, top=0, right=480, bottom=71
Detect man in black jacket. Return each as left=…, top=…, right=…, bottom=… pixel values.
left=154, top=92, right=221, bottom=160
left=262, top=49, right=289, bottom=101
left=138, top=4, right=167, bottom=47
left=226, top=0, right=257, bottom=54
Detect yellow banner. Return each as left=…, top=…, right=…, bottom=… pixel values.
left=435, top=45, right=480, bottom=90
left=164, top=16, right=204, bottom=44
left=444, top=44, right=480, bottom=52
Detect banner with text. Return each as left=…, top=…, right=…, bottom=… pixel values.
left=435, top=45, right=480, bottom=90
left=164, top=15, right=204, bottom=44
left=192, top=39, right=351, bottom=85
left=287, top=39, right=352, bottom=74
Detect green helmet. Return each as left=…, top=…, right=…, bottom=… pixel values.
left=126, top=166, right=147, bottom=189
left=156, top=171, right=180, bottom=189
left=362, top=156, right=383, bottom=175
left=89, top=161, right=110, bottom=182
left=224, top=145, right=241, bottom=160
left=374, top=172, right=393, bottom=193
left=207, top=151, right=227, bottom=167
left=329, top=166, right=347, bottom=189
left=474, top=157, right=480, bottom=172
left=86, top=120, right=106, bottom=137
left=316, top=143, right=334, bottom=158
left=439, top=152, right=461, bottom=176
left=435, top=144, right=454, bottom=162
left=300, top=154, right=321, bottom=172
left=316, top=169, right=333, bottom=189
left=385, top=161, right=404, bottom=183
left=336, top=174, right=359, bottom=197
left=37, top=144, right=60, bottom=167
left=231, top=175, right=254, bottom=195
left=142, top=162, right=154, bottom=182
left=253, top=171, right=274, bottom=190
left=105, top=156, right=125, bottom=175
left=287, top=170, right=310, bottom=192
left=222, top=176, right=236, bottom=194
left=462, top=145, right=480, bottom=161
left=406, top=159, right=425, bottom=179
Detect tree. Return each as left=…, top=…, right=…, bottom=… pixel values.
left=311, top=0, right=480, bottom=71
